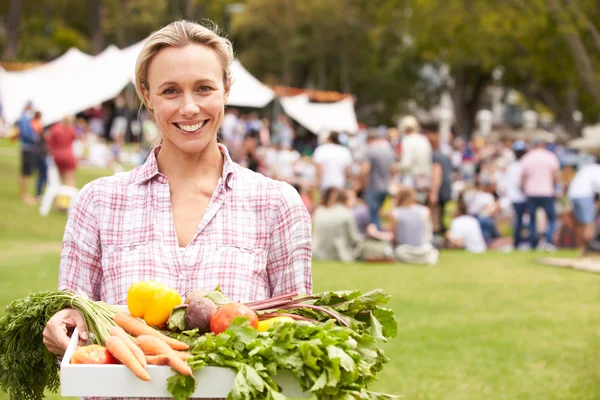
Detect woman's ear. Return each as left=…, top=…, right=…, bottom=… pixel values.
left=142, top=86, right=153, bottom=111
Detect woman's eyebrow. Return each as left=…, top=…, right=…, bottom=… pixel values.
left=158, top=79, right=216, bottom=89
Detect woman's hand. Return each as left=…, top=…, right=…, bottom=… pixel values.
left=42, top=308, right=88, bottom=356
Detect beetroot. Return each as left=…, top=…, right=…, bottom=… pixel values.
left=184, top=298, right=217, bottom=333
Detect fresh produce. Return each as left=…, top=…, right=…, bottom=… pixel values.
left=184, top=299, right=216, bottom=332
left=168, top=317, right=398, bottom=400
left=113, top=312, right=189, bottom=351
left=0, top=290, right=120, bottom=400
left=71, top=345, right=117, bottom=365
left=257, top=316, right=295, bottom=332
left=165, top=288, right=398, bottom=400
left=109, top=326, right=147, bottom=367
left=183, top=289, right=211, bottom=304
left=136, top=335, right=193, bottom=377
left=210, top=302, right=259, bottom=334
left=105, top=336, right=151, bottom=381
left=127, top=281, right=183, bottom=327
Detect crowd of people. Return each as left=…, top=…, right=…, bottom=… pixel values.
left=12, top=95, right=600, bottom=265
left=219, top=113, right=600, bottom=264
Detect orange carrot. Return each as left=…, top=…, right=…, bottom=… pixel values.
left=109, top=326, right=147, bottom=367
left=146, top=355, right=170, bottom=365
left=177, top=351, right=192, bottom=361
left=106, top=336, right=151, bottom=382
left=113, top=312, right=189, bottom=351
left=135, top=335, right=193, bottom=377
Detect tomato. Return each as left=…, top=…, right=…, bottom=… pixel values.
left=71, top=345, right=117, bottom=364
left=210, top=303, right=259, bottom=334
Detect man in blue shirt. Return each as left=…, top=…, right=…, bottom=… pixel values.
left=17, top=102, right=37, bottom=205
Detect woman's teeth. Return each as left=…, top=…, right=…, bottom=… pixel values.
left=176, top=121, right=205, bottom=132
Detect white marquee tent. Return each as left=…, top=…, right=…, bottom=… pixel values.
left=279, top=94, right=358, bottom=135
left=0, top=41, right=275, bottom=126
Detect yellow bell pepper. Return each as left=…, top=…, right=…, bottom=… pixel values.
left=127, top=281, right=182, bottom=327
left=257, top=316, right=295, bottom=332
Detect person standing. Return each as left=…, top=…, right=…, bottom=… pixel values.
left=398, top=116, right=432, bottom=201
left=567, top=161, right=600, bottom=251
left=31, top=111, right=48, bottom=200
left=520, top=138, right=560, bottom=251
left=312, top=131, right=353, bottom=192
left=17, top=102, right=38, bottom=205
left=427, top=132, right=453, bottom=235
left=43, top=20, right=312, bottom=364
left=47, top=116, right=78, bottom=188
left=361, top=129, right=396, bottom=229
left=503, top=140, right=529, bottom=250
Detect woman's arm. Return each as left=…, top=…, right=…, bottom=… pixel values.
left=58, top=183, right=103, bottom=300
left=266, top=184, right=313, bottom=297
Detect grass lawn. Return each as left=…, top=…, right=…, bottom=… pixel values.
left=1, top=141, right=599, bottom=400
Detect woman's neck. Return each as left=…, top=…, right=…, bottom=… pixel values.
left=156, top=141, right=224, bottom=184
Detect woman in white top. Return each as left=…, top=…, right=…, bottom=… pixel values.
left=567, top=161, right=600, bottom=250
left=503, top=141, right=529, bottom=249
left=447, top=199, right=487, bottom=253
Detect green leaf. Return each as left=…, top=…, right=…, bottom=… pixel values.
left=167, top=307, right=187, bottom=331
left=227, top=317, right=260, bottom=344
left=372, top=308, right=398, bottom=339
left=166, top=374, right=196, bottom=400
left=327, top=345, right=356, bottom=374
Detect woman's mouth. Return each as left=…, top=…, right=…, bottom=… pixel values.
left=173, top=120, right=208, bottom=134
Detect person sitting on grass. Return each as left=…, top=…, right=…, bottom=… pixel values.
left=447, top=199, right=487, bottom=253
left=312, top=187, right=362, bottom=262
left=390, top=185, right=439, bottom=265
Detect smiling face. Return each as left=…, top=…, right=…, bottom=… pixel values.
left=143, top=44, right=230, bottom=155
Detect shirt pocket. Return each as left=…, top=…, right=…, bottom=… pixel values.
left=101, top=242, right=167, bottom=304
left=200, top=245, right=269, bottom=302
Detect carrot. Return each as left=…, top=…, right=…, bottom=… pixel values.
left=113, top=312, right=189, bottom=351
left=177, top=351, right=192, bottom=361
left=106, top=336, right=151, bottom=382
left=109, top=326, right=147, bottom=367
left=146, top=355, right=170, bottom=365
left=135, top=335, right=193, bottom=377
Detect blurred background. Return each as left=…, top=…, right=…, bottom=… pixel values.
left=0, top=1, right=600, bottom=399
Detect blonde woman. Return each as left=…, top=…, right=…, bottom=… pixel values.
left=42, top=21, right=312, bottom=362
left=312, top=187, right=362, bottom=262
left=391, top=185, right=439, bottom=265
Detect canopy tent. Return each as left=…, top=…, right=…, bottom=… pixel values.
left=568, top=123, right=600, bottom=151
left=0, top=41, right=275, bottom=126
left=279, top=94, right=358, bottom=135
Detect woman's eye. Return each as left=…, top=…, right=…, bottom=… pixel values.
left=162, top=88, right=177, bottom=95
left=197, top=86, right=213, bottom=93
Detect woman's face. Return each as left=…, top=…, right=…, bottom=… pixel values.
left=143, top=44, right=229, bottom=154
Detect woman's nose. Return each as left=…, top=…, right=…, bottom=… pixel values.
left=179, top=93, right=199, bottom=116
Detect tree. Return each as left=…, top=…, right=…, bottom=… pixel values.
left=3, top=0, right=22, bottom=60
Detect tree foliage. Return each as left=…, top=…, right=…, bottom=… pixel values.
left=1, top=0, right=599, bottom=131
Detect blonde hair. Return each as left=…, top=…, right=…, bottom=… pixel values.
left=134, top=20, right=234, bottom=111
left=394, top=185, right=416, bottom=208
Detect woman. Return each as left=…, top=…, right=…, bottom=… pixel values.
left=42, top=21, right=312, bottom=363
left=312, top=187, right=361, bottom=262
left=567, top=161, right=600, bottom=251
left=503, top=140, right=529, bottom=249
left=47, top=115, right=77, bottom=187
left=391, top=186, right=439, bottom=265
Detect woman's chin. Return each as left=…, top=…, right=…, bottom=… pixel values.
left=172, top=137, right=215, bottom=154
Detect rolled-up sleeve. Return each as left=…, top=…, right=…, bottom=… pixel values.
left=58, top=183, right=103, bottom=300
left=267, top=183, right=312, bottom=297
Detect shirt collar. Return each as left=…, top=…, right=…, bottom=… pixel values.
left=132, top=143, right=235, bottom=188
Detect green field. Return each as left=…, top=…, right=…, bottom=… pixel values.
left=1, top=142, right=599, bottom=400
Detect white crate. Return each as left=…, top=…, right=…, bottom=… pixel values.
left=60, top=327, right=310, bottom=398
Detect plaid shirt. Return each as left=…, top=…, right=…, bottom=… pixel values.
left=58, top=144, right=312, bottom=400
